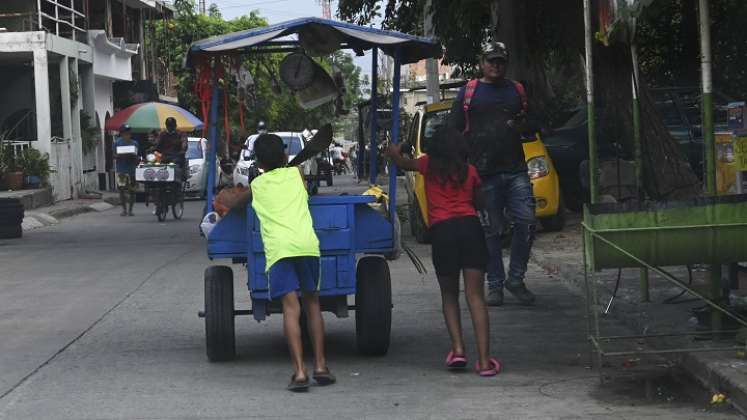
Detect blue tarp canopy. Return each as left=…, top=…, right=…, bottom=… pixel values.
left=187, top=17, right=441, bottom=65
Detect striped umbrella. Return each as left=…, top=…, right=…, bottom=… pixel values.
left=105, top=102, right=204, bottom=133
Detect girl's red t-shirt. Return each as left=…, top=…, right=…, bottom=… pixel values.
left=416, top=155, right=481, bottom=226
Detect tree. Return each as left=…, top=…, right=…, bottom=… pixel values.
left=336, top=0, right=709, bottom=199
left=151, top=0, right=365, bottom=152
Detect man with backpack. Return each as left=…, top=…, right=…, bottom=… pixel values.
left=449, top=41, right=537, bottom=307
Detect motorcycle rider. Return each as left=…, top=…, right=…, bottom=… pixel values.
left=331, top=142, right=347, bottom=174
left=156, top=117, right=187, bottom=178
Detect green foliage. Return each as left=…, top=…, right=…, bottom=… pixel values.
left=15, top=148, right=52, bottom=180
left=151, top=0, right=365, bottom=143
left=0, top=145, right=15, bottom=174
left=80, top=111, right=100, bottom=154
left=637, top=0, right=747, bottom=97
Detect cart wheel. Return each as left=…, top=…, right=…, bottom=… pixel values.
left=204, top=265, right=235, bottom=362
left=156, top=204, right=168, bottom=222
left=385, top=214, right=402, bottom=261
left=409, top=199, right=430, bottom=244
left=172, top=191, right=184, bottom=220
left=355, top=257, right=391, bottom=355
left=326, top=172, right=333, bottom=186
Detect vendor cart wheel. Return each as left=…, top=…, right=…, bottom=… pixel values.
left=326, top=172, right=333, bottom=186
left=156, top=204, right=168, bottom=222
left=355, top=256, right=392, bottom=355
left=204, top=266, right=235, bottom=362
left=172, top=191, right=184, bottom=220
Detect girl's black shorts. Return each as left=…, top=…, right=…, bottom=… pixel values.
left=429, top=216, right=488, bottom=277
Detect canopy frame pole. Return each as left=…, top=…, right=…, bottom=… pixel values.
left=388, top=47, right=402, bottom=224
left=369, top=48, right=379, bottom=185
left=584, top=0, right=598, bottom=204
left=630, top=42, right=649, bottom=303
left=205, top=60, right=220, bottom=214
left=698, top=0, right=723, bottom=335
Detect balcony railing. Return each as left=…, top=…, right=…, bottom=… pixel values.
left=36, top=0, right=87, bottom=42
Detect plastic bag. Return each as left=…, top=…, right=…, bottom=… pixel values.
left=200, top=211, right=221, bottom=238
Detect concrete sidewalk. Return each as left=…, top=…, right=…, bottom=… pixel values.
left=20, top=193, right=121, bottom=231
left=532, top=213, right=747, bottom=416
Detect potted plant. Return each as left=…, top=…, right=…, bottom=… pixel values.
left=16, top=148, right=52, bottom=189
left=0, top=145, right=24, bottom=190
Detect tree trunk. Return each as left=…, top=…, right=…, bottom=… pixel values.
left=594, top=42, right=701, bottom=199
left=491, top=0, right=553, bottom=115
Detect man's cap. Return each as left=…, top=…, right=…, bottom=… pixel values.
left=482, top=41, right=508, bottom=60
left=120, top=124, right=132, bottom=133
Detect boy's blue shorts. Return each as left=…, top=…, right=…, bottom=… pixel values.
left=268, top=256, right=321, bottom=299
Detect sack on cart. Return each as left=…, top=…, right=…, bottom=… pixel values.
left=213, top=185, right=251, bottom=216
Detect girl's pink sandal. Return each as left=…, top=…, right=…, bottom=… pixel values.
left=476, top=357, right=501, bottom=377
left=445, top=351, right=467, bottom=369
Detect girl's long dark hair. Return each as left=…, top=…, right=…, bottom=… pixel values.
left=426, top=126, right=469, bottom=189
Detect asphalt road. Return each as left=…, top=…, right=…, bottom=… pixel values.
left=0, top=189, right=738, bottom=419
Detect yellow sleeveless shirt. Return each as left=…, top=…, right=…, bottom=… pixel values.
left=250, top=167, right=320, bottom=271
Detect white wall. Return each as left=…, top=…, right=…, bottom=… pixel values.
left=90, top=31, right=135, bottom=82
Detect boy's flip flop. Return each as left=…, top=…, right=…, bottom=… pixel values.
left=475, top=357, right=502, bottom=377
left=312, top=369, right=337, bottom=386
left=446, top=351, right=467, bottom=369
left=287, top=374, right=310, bottom=392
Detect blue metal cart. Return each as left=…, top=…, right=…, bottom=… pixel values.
left=189, top=18, right=441, bottom=361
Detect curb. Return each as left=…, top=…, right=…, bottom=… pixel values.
left=22, top=197, right=120, bottom=231
left=530, top=249, right=747, bottom=417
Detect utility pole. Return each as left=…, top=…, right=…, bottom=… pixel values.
left=423, top=0, right=440, bottom=103
left=199, top=0, right=206, bottom=15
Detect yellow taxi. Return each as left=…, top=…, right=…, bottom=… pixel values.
left=403, top=101, right=565, bottom=243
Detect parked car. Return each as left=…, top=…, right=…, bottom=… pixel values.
left=403, top=101, right=565, bottom=243
left=233, top=132, right=318, bottom=188
left=185, top=137, right=222, bottom=198
left=543, top=87, right=731, bottom=210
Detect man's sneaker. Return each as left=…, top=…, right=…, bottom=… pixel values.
left=505, top=282, right=536, bottom=305
left=486, top=288, right=504, bottom=307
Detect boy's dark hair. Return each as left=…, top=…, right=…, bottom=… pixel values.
left=254, top=133, right=287, bottom=170
left=427, top=126, right=469, bottom=189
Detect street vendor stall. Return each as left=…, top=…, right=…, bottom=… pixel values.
left=582, top=0, right=747, bottom=379
left=188, top=17, right=440, bottom=361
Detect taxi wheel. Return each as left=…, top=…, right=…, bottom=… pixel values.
left=540, top=195, right=566, bottom=232
left=409, top=200, right=430, bottom=244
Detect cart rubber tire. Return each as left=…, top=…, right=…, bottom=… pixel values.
left=326, top=173, right=333, bottom=186
left=0, top=225, right=22, bottom=239
left=540, top=194, right=566, bottom=232
left=355, top=257, right=392, bottom=355
left=409, top=199, right=430, bottom=244
left=204, top=266, right=235, bottom=362
left=172, top=192, right=184, bottom=220
left=385, top=214, right=402, bottom=261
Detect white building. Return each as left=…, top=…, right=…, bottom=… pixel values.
left=0, top=0, right=173, bottom=200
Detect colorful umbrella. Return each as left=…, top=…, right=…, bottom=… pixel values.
left=105, top=102, right=203, bottom=133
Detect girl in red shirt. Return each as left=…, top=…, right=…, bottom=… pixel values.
left=385, top=126, right=499, bottom=377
